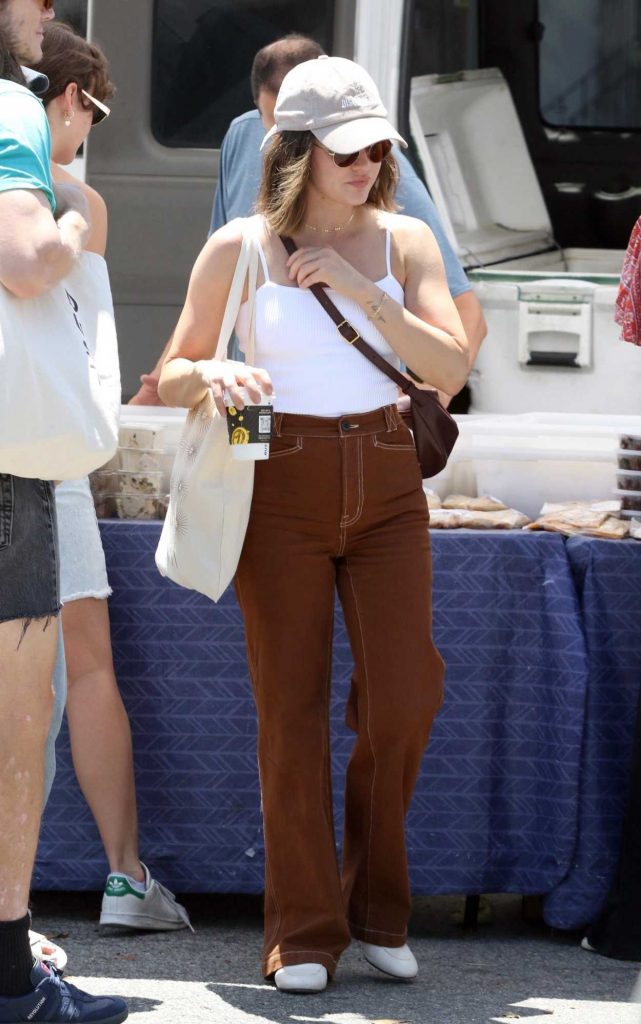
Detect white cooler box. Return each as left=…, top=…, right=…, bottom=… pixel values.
left=410, top=69, right=641, bottom=415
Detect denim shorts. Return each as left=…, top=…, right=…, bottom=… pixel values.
left=56, top=477, right=111, bottom=602
left=0, top=474, right=60, bottom=624
left=44, top=477, right=111, bottom=805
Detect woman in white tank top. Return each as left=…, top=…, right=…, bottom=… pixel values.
left=160, top=56, right=468, bottom=993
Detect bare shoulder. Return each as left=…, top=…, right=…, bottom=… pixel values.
left=51, top=163, right=108, bottom=254
left=380, top=210, right=444, bottom=276
left=198, top=216, right=245, bottom=268
left=51, top=164, right=105, bottom=214
left=382, top=210, right=438, bottom=251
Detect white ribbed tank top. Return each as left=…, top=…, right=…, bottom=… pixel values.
left=235, top=229, right=405, bottom=416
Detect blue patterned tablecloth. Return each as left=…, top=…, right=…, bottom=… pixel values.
left=544, top=536, right=641, bottom=930
left=35, top=524, right=588, bottom=903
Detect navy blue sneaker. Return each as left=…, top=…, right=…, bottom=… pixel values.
left=0, top=961, right=128, bottom=1023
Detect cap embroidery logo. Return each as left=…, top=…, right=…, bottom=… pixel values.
left=341, top=82, right=371, bottom=111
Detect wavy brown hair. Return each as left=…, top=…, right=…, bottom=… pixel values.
left=0, top=3, right=25, bottom=84
left=37, top=22, right=114, bottom=113
left=256, top=130, right=399, bottom=236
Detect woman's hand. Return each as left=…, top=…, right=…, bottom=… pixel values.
left=286, top=245, right=366, bottom=298
left=128, top=374, right=166, bottom=406
left=195, top=359, right=273, bottom=416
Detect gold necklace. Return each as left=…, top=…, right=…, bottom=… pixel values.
left=303, top=211, right=355, bottom=234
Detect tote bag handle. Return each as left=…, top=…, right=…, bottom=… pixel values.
left=213, top=220, right=259, bottom=365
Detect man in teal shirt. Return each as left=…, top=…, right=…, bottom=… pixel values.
left=0, top=4, right=128, bottom=1021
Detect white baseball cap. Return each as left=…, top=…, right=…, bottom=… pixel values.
left=260, top=55, right=407, bottom=154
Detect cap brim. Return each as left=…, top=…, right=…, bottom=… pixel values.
left=259, top=124, right=278, bottom=151
left=313, top=116, right=407, bottom=153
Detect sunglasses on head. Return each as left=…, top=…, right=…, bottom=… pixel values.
left=81, top=89, right=111, bottom=125
left=316, top=139, right=393, bottom=168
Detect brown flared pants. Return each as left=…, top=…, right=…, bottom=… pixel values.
left=234, top=405, right=445, bottom=978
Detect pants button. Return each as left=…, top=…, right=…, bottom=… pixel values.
left=341, top=420, right=352, bottom=431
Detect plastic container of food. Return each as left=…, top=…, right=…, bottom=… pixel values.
left=92, top=491, right=168, bottom=520
left=114, top=493, right=168, bottom=520
left=88, top=469, right=118, bottom=496
left=118, top=425, right=165, bottom=451
left=619, top=434, right=641, bottom=452
left=612, top=487, right=641, bottom=513
left=616, top=470, right=641, bottom=492
left=617, top=448, right=641, bottom=472
left=118, top=447, right=165, bottom=473
left=92, top=493, right=116, bottom=519
left=114, top=470, right=164, bottom=495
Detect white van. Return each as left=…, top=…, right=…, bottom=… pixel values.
left=56, top=1, right=641, bottom=406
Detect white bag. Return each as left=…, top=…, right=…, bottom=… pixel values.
left=0, top=251, right=120, bottom=480
left=155, top=221, right=259, bottom=602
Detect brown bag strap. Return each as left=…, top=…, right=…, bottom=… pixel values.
left=280, top=235, right=417, bottom=395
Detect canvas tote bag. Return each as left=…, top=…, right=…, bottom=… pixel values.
left=0, top=251, right=120, bottom=480
left=155, top=221, right=259, bottom=602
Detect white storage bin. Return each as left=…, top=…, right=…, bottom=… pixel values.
left=410, top=69, right=638, bottom=415
left=437, top=412, right=641, bottom=519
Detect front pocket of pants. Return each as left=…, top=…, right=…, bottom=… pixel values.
left=269, top=436, right=303, bottom=459
left=373, top=435, right=416, bottom=452
left=0, top=475, right=14, bottom=550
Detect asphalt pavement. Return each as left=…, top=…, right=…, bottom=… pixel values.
left=29, top=891, right=641, bottom=1024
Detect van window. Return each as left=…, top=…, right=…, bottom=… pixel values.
left=152, top=0, right=336, bottom=149
left=539, top=0, right=641, bottom=130
left=53, top=0, right=87, bottom=36
left=411, top=0, right=479, bottom=78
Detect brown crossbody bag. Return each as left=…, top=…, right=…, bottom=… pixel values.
left=280, top=235, right=459, bottom=478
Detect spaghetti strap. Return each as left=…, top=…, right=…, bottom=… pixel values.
left=255, top=238, right=271, bottom=282
left=385, top=229, right=392, bottom=276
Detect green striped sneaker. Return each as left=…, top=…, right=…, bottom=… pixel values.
left=99, top=863, right=193, bottom=932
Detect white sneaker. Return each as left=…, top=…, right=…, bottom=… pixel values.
left=99, top=862, right=193, bottom=932
left=362, top=941, right=418, bottom=979
left=581, top=936, right=596, bottom=952
left=274, top=964, right=328, bottom=993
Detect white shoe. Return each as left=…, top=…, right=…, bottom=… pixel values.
left=362, top=941, right=418, bottom=979
left=29, top=930, right=68, bottom=974
left=100, top=862, right=193, bottom=932
left=581, top=936, right=596, bottom=952
left=274, top=964, right=328, bottom=993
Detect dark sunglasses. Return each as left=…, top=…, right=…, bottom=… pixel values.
left=316, top=139, right=393, bottom=168
left=81, top=89, right=111, bottom=125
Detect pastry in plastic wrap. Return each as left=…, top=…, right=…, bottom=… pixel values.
left=429, top=508, right=530, bottom=529
left=527, top=500, right=629, bottom=538
left=422, top=487, right=442, bottom=510
left=441, top=494, right=508, bottom=512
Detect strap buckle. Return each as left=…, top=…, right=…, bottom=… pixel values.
left=336, top=319, right=360, bottom=345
